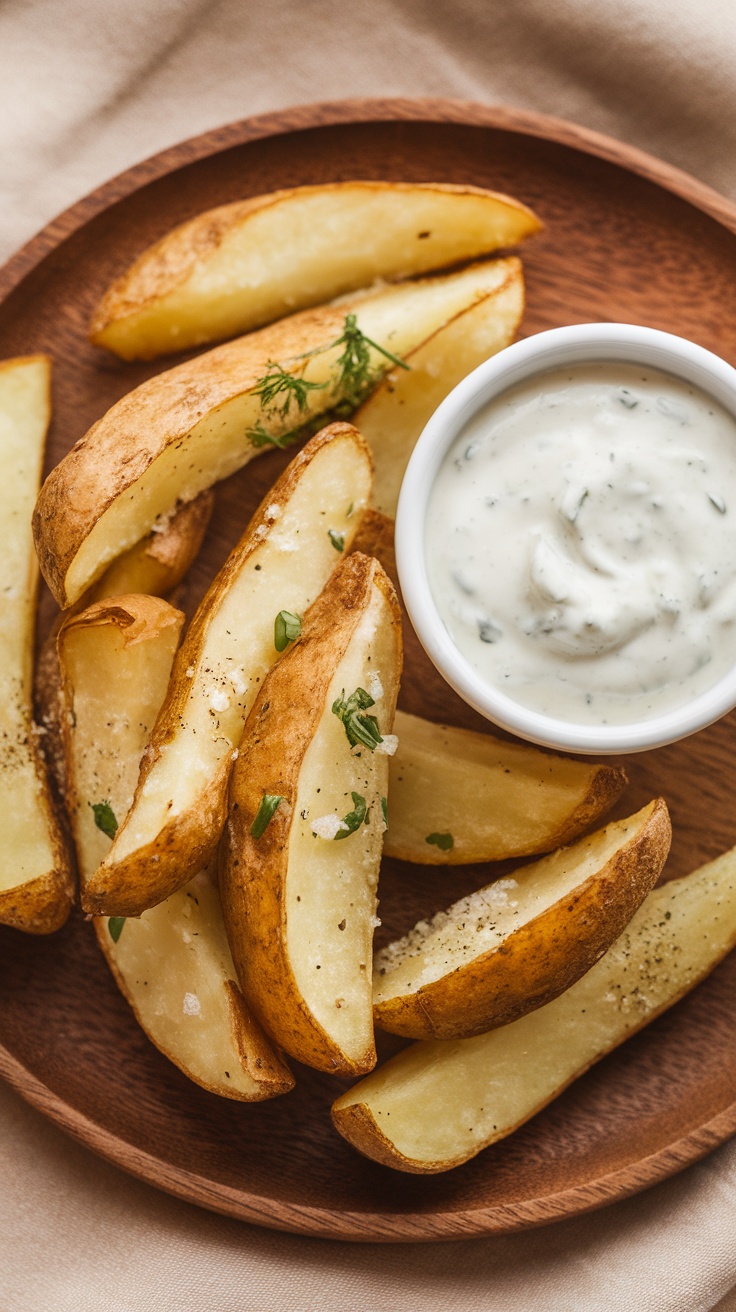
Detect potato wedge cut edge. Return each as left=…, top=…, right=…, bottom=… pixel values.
left=373, top=798, right=671, bottom=1039
left=334, top=843, right=736, bottom=1172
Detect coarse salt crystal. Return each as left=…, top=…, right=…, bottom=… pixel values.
left=375, top=734, right=398, bottom=756
left=183, top=992, right=201, bottom=1016
left=367, top=672, right=384, bottom=701
left=311, top=814, right=349, bottom=840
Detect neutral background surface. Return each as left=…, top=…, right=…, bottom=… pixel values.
left=2, top=1, right=736, bottom=1308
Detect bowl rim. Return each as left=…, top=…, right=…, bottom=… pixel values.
left=395, top=321, right=736, bottom=754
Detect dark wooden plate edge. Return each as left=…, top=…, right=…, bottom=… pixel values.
left=1, top=96, right=735, bottom=1241
left=3, top=97, right=736, bottom=305
left=1, top=1042, right=734, bottom=1242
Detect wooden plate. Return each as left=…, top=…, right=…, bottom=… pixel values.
left=1, top=99, right=735, bottom=1243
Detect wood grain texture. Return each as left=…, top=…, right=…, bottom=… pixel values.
left=0, top=98, right=735, bottom=1242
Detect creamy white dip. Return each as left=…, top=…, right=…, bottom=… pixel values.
left=427, top=362, right=736, bottom=724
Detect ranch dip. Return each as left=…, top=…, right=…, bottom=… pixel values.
left=426, top=362, right=736, bottom=725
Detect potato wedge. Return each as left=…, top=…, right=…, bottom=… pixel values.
left=349, top=509, right=398, bottom=588
left=220, top=552, right=402, bottom=1076
left=84, top=424, right=372, bottom=918
left=36, top=489, right=214, bottom=799
left=355, top=258, right=524, bottom=516
left=374, top=799, right=670, bottom=1039
left=0, top=355, right=73, bottom=933
left=334, top=843, right=736, bottom=1172
left=58, top=594, right=293, bottom=1099
left=385, top=711, right=628, bottom=864
left=85, top=488, right=214, bottom=603
left=89, top=182, right=540, bottom=360
left=35, top=260, right=524, bottom=607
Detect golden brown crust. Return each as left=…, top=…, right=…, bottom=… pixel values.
left=538, top=762, right=630, bottom=855
left=34, top=300, right=351, bottom=606
left=374, top=800, right=672, bottom=1040
left=89, top=488, right=214, bottom=600
left=220, top=552, right=402, bottom=1076
left=81, top=424, right=372, bottom=917
left=224, top=980, right=295, bottom=1098
left=330, top=1102, right=449, bottom=1174
left=59, top=592, right=185, bottom=647
left=89, top=182, right=541, bottom=343
left=349, top=509, right=397, bottom=589
left=0, top=732, right=75, bottom=934
left=35, top=492, right=214, bottom=800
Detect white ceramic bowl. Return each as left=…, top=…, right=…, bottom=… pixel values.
left=395, top=323, right=736, bottom=755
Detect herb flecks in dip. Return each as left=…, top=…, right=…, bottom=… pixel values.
left=427, top=362, right=736, bottom=725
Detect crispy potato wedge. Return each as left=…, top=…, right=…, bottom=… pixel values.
left=58, top=594, right=292, bottom=1099
left=84, top=424, right=372, bottom=918
left=86, top=488, right=214, bottom=603
left=36, top=261, right=524, bottom=607
left=334, top=843, right=736, bottom=1172
left=374, top=799, right=670, bottom=1039
left=0, top=355, right=73, bottom=933
left=58, top=595, right=186, bottom=888
left=89, top=182, right=541, bottom=359
left=356, top=257, right=524, bottom=516
left=385, top=711, right=628, bottom=864
left=349, top=509, right=398, bottom=588
left=220, top=552, right=403, bottom=1076
left=36, top=489, right=214, bottom=799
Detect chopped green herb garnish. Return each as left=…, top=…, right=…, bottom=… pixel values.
left=274, top=609, right=302, bottom=652
left=252, top=362, right=327, bottom=417
left=90, top=800, right=118, bottom=839
left=328, top=528, right=345, bottom=552
left=247, top=316, right=410, bottom=452
left=332, top=687, right=383, bottom=751
left=425, top=831, right=454, bottom=851
left=108, top=916, right=126, bottom=943
left=346, top=502, right=354, bottom=518
left=251, top=794, right=284, bottom=839
left=334, top=792, right=368, bottom=840
left=381, top=796, right=388, bottom=827
left=246, top=419, right=302, bottom=450
left=329, top=313, right=409, bottom=410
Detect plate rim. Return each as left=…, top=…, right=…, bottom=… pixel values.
left=3, top=96, right=736, bottom=302
left=2, top=96, right=736, bottom=1242
left=2, top=1041, right=734, bottom=1243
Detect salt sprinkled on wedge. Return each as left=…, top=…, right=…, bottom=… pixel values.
left=312, top=814, right=349, bottom=840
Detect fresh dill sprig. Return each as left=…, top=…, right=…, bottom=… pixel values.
left=329, top=313, right=409, bottom=410
left=247, top=315, right=410, bottom=450
left=246, top=419, right=302, bottom=450
left=252, top=362, right=327, bottom=417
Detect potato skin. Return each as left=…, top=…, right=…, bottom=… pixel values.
left=374, top=799, right=672, bottom=1040
left=89, top=181, right=541, bottom=358
left=34, top=300, right=351, bottom=606
left=330, top=1102, right=445, bottom=1175
left=35, top=491, right=214, bottom=801
left=0, top=853, right=73, bottom=934
left=220, top=552, right=402, bottom=1076
left=93, top=918, right=294, bottom=1100
left=82, top=424, right=372, bottom=917
left=0, top=729, right=74, bottom=934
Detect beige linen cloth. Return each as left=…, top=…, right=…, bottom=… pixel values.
left=2, top=1, right=736, bottom=1308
